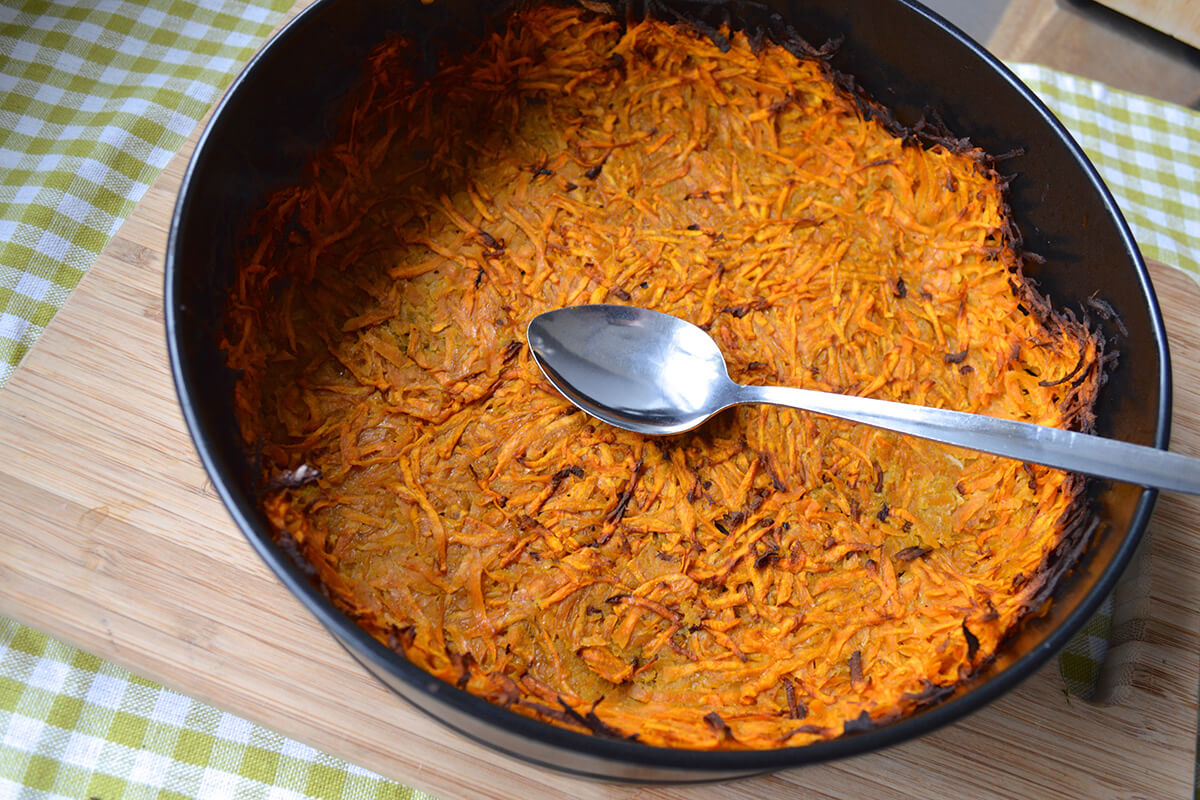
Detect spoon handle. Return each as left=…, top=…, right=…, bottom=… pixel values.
left=737, top=384, right=1197, bottom=494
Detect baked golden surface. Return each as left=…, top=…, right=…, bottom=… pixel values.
left=226, top=4, right=1102, bottom=749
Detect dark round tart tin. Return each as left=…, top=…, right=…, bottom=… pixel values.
left=166, top=0, right=1169, bottom=781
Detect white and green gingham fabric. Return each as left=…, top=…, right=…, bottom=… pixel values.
left=1012, top=63, right=1200, bottom=279
left=0, top=0, right=290, bottom=386
left=2, top=2, right=1200, bottom=797
left=0, top=622, right=432, bottom=800
left=1, top=2, right=426, bottom=797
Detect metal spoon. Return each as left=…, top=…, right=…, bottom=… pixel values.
left=527, top=303, right=1200, bottom=495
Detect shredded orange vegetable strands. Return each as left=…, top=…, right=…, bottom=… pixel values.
left=226, top=5, right=1103, bottom=749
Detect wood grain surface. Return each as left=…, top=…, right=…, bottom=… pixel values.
left=988, top=0, right=1200, bottom=107
left=3, top=22, right=1200, bottom=800
left=1095, top=0, right=1200, bottom=50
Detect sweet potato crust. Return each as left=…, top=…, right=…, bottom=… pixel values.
left=225, top=4, right=1103, bottom=749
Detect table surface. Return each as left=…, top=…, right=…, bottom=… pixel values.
left=4, top=2, right=1200, bottom=798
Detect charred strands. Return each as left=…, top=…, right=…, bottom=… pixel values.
left=448, top=650, right=476, bottom=688
left=265, top=464, right=322, bottom=491
left=848, top=649, right=864, bottom=686
left=514, top=697, right=631, bottom=739
left=584, top=157, right=607, bottom=180
left=778, top=723, right=831, bottom=743
left=273, top=528, right=319, bottom=580
left=895, top=546, right=931, bottom=562
left=704, top=711, right=733, bottom=740
left=387, top=625, right=416, bottom=654
left=605, top=458, right=645, bottom=525
left=782, top=676, right=807, bottom=719
left=1036, top=348, right=1087, bottom=388
left=719, top=298, right=771, bottom=318
left=1086, top=292, right=1128, bottom=337
left=963, top=621, right=980, bottom=662
left=842, top=710, right=874, bottom=734
left=943, top=348, right=969, bottom=364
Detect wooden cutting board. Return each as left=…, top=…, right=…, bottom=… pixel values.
left=3, top=74, right=1200, bottom=800
left=1095, top=0, right=1200, bottom=49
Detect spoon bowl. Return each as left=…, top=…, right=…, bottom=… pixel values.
left=528, top=304, right=1200, bottom=494
left=527, top=303, right=734, bottom=435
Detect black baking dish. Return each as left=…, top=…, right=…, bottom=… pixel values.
left=165, top=0, right=1169, bottom=782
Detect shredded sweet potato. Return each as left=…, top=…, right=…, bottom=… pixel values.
left=225, top=4, right=1103, bottom=749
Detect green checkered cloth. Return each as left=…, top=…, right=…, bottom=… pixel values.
left=0, top=0, right=289, bottom=385
left=2, top=0, right=1200, bottom=795
left=1011, top=63, right=1200, bottom=281
left=0, top=1, right=428, bottom=797
left=0, top=620, right=434, bottom=800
